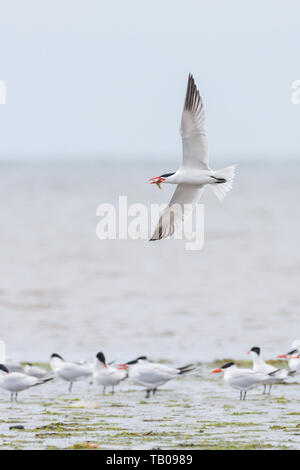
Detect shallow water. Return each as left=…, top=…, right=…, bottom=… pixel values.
left=0, top=362, right=300, bottom=450
left=0, top=156, right=300, bottom=450
left=0, top=157, right=299, bottom=364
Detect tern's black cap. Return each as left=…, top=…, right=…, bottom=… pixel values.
left=51, top=353, right=64, bottom=360
left=287, top=349, right=297, bottom=355
left=96, top=352, right=106, bottom=364
left=221, top=362, right=235, bottom=369
left=0, top=364, right=9, bottom=373
left=160, top=172, right=175, bottom=178
left=126, top=356, right=147, bottom=365
left=250, top=347, right=261, bottom=355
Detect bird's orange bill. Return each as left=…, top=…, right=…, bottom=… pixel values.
left=211, top=368, right=222, bottom=373
left=277, top=353, right=300, bottom=358
left=149, top=177, right=166, bottom=190
left=117, top=364, right=129, bottom=370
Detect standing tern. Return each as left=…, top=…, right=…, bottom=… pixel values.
left=93, top=352, right=128, bottom=394
left=278, top=340, right=300, bottom=374
left=126, top=356, right=195, bottom=398
left=24, top=363, right=49, bottom=379
left=150, top=74, right=235, bottom=241
left=211, top=362, right=275, bottom=400
left=50, top=353, right=93, bottom=392
left=248, top=346, right=294, bottom=394
left=0, top=364, right=53, bottom=402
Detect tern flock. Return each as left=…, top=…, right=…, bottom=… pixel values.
left=0, top=76, right=297, bottom=406
left=0, top=340, right=299, bottom=402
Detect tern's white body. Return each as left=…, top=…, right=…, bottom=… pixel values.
left=150, top=74, right=235, bottom=241
left=0, top=366, right=53, bottom=401
left=128, top=358, right=194, bottom=397
left=250, top=353, right=277, bottom=375
left=50, top=355, right=93, bottom=391
left=93, top=364, right=127, bottom=390
left=163, top=168, right=215, bottom=186
left=288, top=340, right=300, bottom=374
left=213, top=363, right=274, bottom=400
left=0, top=372, right=44, bottom=393
left=249, top=350, right=290, bottom=383
left=24, top=364, right=48, bottom=379
left=223, top=366, right=268, bottom=391
left=288, top=357, right=300, bottom=374
left=93, top=352, right=128, bottom=393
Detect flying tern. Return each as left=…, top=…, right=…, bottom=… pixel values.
left=150, top=74, right=235, bottom=241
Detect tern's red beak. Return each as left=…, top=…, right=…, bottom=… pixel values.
left=117, top=364, right=129, bottom=370
left=247, top=350, right=251, bottom=354
left=277, top=354, right=287, bottom=358
left=149, top=177, right=166, bottom=189
left=211, top=368, right=222, bottom=373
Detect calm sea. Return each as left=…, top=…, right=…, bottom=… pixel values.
left=0, top=157, right=299, bottom=363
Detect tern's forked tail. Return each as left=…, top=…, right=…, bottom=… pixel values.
left=211, top=165, right=236, bottom=202
left=31, top=376, right=54, bottom=388
left=178, top=364, right=198, bottom=375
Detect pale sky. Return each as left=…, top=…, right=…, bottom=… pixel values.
left=0, top=0, right=299, bottom=159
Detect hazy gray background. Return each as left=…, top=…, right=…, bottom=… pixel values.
left=0, top=0, right=300, bottom=159
left=0, top=1, right=300, bottom=363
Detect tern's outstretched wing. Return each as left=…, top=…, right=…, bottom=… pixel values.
left=150, top=184, right=204, bottom=241
left=181, top=74, right=209, bottom=170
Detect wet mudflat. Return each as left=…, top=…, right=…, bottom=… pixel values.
left=0, top=362, right=300, bottom=450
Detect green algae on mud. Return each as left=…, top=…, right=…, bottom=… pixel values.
left=0, top=362, right=300, bottom=450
